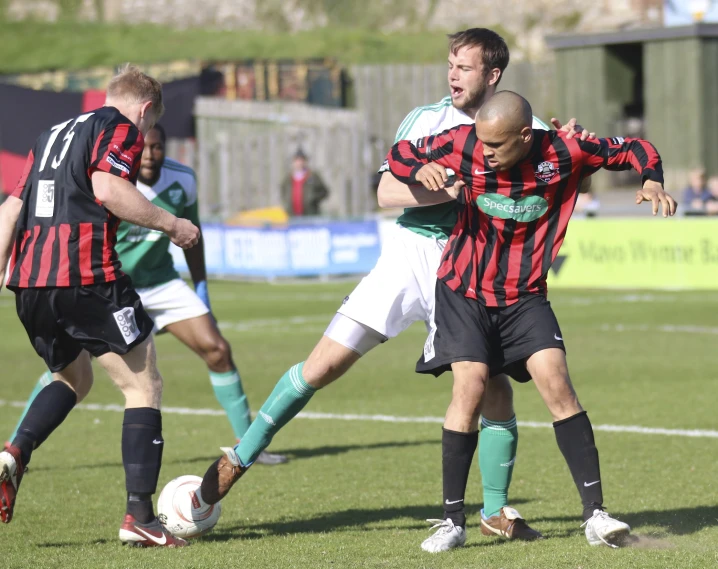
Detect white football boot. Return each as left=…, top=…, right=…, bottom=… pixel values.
left=582, top=509, right=631, bottom=547
left=421, top=518, right=466, bottom=552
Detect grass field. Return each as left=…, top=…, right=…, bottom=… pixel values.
left=0, top=23, right=454, bottom=74
left=0, top=281, right=717, bottom=569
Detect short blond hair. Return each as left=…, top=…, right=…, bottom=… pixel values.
left=107, top=64, right=164, bottom=120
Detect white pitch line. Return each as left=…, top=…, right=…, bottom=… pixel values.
left=1, top=400, right=716, bottom=439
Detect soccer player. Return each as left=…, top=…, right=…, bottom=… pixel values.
left=8, top=124, right=287, bottom=465
left=0, top=66, right=200, bottom=547
left=198, top=29, right=585, bottom=547
left=387, top=90, right=677, bottom=548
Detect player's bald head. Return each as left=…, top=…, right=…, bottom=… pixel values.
left=476, top=91, right=533, bottom=132
left=474, top=91, right=534, bottom=171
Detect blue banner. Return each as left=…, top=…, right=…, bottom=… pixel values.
left=170, top=220, right=382, bottom=278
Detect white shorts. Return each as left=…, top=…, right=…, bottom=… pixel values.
left=337, top=226, right=446, bottom=338
left=135, top=278, right=210, bottom=331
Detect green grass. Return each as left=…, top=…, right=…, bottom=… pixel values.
left=0, top=23, right=453, bottom=74
left=0, top=282, right=717, bottom=568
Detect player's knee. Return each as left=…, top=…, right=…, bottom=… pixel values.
left=199, top=335, right=232, bottom=370
left=72, top=375, right=94, bottom=403
left=303, top=338, right=360, bottom=388
left=482, top=374, right=515, bottom=421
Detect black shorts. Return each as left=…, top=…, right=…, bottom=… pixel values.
left=417, top=281, right=565, bottom=382
left=14, top=276, right=154, bottom=372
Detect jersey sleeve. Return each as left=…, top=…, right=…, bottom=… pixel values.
left=577, top=136, right=664, bottom=184
left=386, top=125, right=466, bottom=185
left=88, top=118, right=144, bottom=183
left=531, top=115, right=551, bottom=131
left=11, top=149, right=35, bottom=200
left=377, top=107, right=432, bottom=173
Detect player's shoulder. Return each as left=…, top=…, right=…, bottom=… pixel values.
left=163, top=158, right=196, bottom=179
left=395, top=96, right=454, bottom=140
left=162, top=158, right=196, bottom=185
left=531, top=115, right=551, bottom=131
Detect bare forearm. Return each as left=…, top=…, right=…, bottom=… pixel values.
left=92, top=172, right=175, bottom=233
left=0, top=197, right=22, bottom=275
left=183, top=230, right=207, bottom=283
left=377, top=172, right=455, bottom=208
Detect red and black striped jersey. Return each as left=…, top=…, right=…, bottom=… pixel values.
left=7, top=106, right=144, bottom=289
left=388, top=127, right=663, bottom=307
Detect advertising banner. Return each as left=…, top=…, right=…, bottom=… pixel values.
left=548, top=218, right=718, bottom=289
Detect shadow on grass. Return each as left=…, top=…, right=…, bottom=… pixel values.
left=28, top=439, right=440, bottom=472
left=534, top=505, right=718, bottom=537
left=37, top=538, right=110, bottom=548
left=202, top=501, right=530, bottom=543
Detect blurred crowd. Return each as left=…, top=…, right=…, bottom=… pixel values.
left=682, top=168, right=718, bottom=215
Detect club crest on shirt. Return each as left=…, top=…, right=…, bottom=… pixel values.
left=535, top=161, right=558, bottom=183
left=169, top=188, right=183, bottom=205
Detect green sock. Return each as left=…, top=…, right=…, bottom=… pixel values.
left=236, top=362, right=315, bottom=466
left=479, top=415, right=519, bottom=518
left=210, top=369, right=252, bottom=440
left=10, top=371, right=53, bottom=441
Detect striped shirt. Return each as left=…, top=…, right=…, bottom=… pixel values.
left=7, top=107, right=143, bottom=289
left=388, top=127, right=663, bottom=306
left=379, top=96, right=550, bottom=239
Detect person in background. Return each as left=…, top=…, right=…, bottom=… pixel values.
left=682, top=168, right=710, bottom=212
left=281, top=149, right=329, bottom=216
left=705, top=176, right=718, bottom=215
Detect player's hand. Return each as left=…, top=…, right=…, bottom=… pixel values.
left=415, top=163, right=449, bottom=191
left=636, top=181, right=678, bottom=217
left=446, top=179, right=465, bottom=200
left=169, top=217, right=200, bottom=249
left=551, top=117, right=596, bottom=141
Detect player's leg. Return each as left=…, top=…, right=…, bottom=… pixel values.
left=96, top=336, right=185, bottom=547
left=525, top=348, right=629, bottom=547
left=2, top=288, right=92, bottom=523
left=200, top=231, right=428, bottom=504
left=7, top=371, right=52, bottom=443
left=416, top=282, right=492, bottom=552
left=200, top=317, right=385, bottom=504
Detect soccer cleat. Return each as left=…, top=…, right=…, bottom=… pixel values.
left=119, top=514, right=188, bottom=547
left=0, top=443, right=24, bottom=524
left=255, top=450, right=288, bottom=465
left=200, top=446, right=247, bottom=505
left=420, top=518, right=466, bottom=552
left=582, top=509, right=631, bottom=548
left=480, top=506, right=543, bottom=541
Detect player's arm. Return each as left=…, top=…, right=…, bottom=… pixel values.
left=0, top=149, right=35, bottom=288
left=377, top=171, right=459, bottom=208
left=92, top=172, right=198, bottom=248
left=181, top=199, right=211, bottom=310
left=0, top=196, right=22, bottom=289
left=387, top=127, right=465, bottom=190
left=89, top=120, right=199, bottom=248
left=577, top=136, right=677, bottom=217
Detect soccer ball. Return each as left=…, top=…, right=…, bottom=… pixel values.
left=157, top=475, right=221, bottom=538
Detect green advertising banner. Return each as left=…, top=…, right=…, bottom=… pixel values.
left=548, top=218, right=718, bottom=289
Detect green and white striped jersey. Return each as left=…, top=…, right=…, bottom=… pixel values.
left=115, top=158, right=200, bottom=288
left=380, top=96, right=551, bottom=239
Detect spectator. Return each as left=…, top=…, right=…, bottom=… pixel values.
left=682, top=168, right=710, bottom=212
left=281, top=149, right=329, bottom=217
left=705, top=176, right=718, bottom=215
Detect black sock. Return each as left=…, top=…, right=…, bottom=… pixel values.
left=553, top=411, right=603, bottom=521
left=12, top=381, right=77, bottom=465
left=122, top=407, right=163, bottom=523
left=442, top=428, right=478, bottom=528
left=127, top=493, right=155, bottom=525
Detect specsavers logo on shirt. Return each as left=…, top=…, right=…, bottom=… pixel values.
left=477, top=193, right=549, bottom=222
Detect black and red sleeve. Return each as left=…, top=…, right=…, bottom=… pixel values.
left=88, top=118, right=144, bottom=183
left=11, top=149, right=35, bottom=200
left=386, top=125, right=467, bottom=185
left=577, top=136, right=664, bottom=185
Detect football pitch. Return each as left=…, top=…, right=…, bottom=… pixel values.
left=1, top=281, right=716, bottom=569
